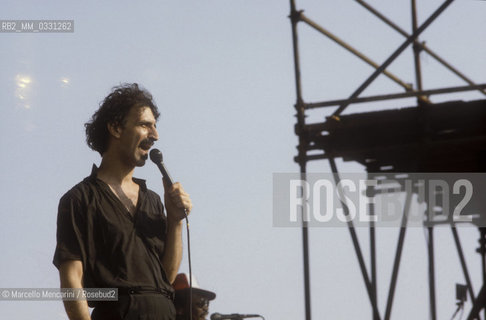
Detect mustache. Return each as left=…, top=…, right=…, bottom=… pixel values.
left=139, top=139, right=155, bottom=148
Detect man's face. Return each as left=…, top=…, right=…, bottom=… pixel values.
left=115, top=106, right=159, bottom=167
left=192, top=293, right=210, bottom=320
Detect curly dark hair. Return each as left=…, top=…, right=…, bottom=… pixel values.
left=85, top=83, right=160, bottom=155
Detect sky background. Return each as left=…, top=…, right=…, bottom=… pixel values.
left=1, top=0, right=485, bottom=319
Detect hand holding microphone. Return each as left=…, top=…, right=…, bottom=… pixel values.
left=150, top=148, right=192, bottom=221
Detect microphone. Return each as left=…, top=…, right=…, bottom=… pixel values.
left=150, top=148, right=187, bottom=220
left=149, top=148, right=174, bottom=187
left=210, top=313, right=261, bottom=320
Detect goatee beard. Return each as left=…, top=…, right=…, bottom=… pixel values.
left=135, top=155, right=148, bottom=167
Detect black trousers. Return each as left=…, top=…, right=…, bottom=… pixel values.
left=91, top=293, right=176, bottom=320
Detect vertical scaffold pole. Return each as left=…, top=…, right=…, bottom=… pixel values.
left=289, top=1, right=311, bottom=319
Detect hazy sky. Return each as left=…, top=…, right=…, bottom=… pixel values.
left=1, top=1, right=485, bottom=319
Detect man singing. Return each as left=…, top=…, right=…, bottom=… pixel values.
left=53, top=83, right=192, bottom=320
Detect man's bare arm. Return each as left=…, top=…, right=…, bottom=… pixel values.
left=162, top=219, right=183, bottom=283
left=59, top=260, right=91, bottom=320
left=162, top=181, right=192, bottom=283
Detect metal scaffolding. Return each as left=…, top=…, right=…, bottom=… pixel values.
left=288, top=1, right=486, bottom=319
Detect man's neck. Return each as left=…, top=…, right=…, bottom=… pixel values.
left=97, top=152, right=135, bottom=187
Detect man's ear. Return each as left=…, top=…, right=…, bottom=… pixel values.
left=107, top=122, right=123, bottom=139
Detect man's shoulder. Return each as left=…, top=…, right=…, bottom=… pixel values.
left=56, top=177, right=99, bottom=221
left=60, top=173, right=99, bottom=205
